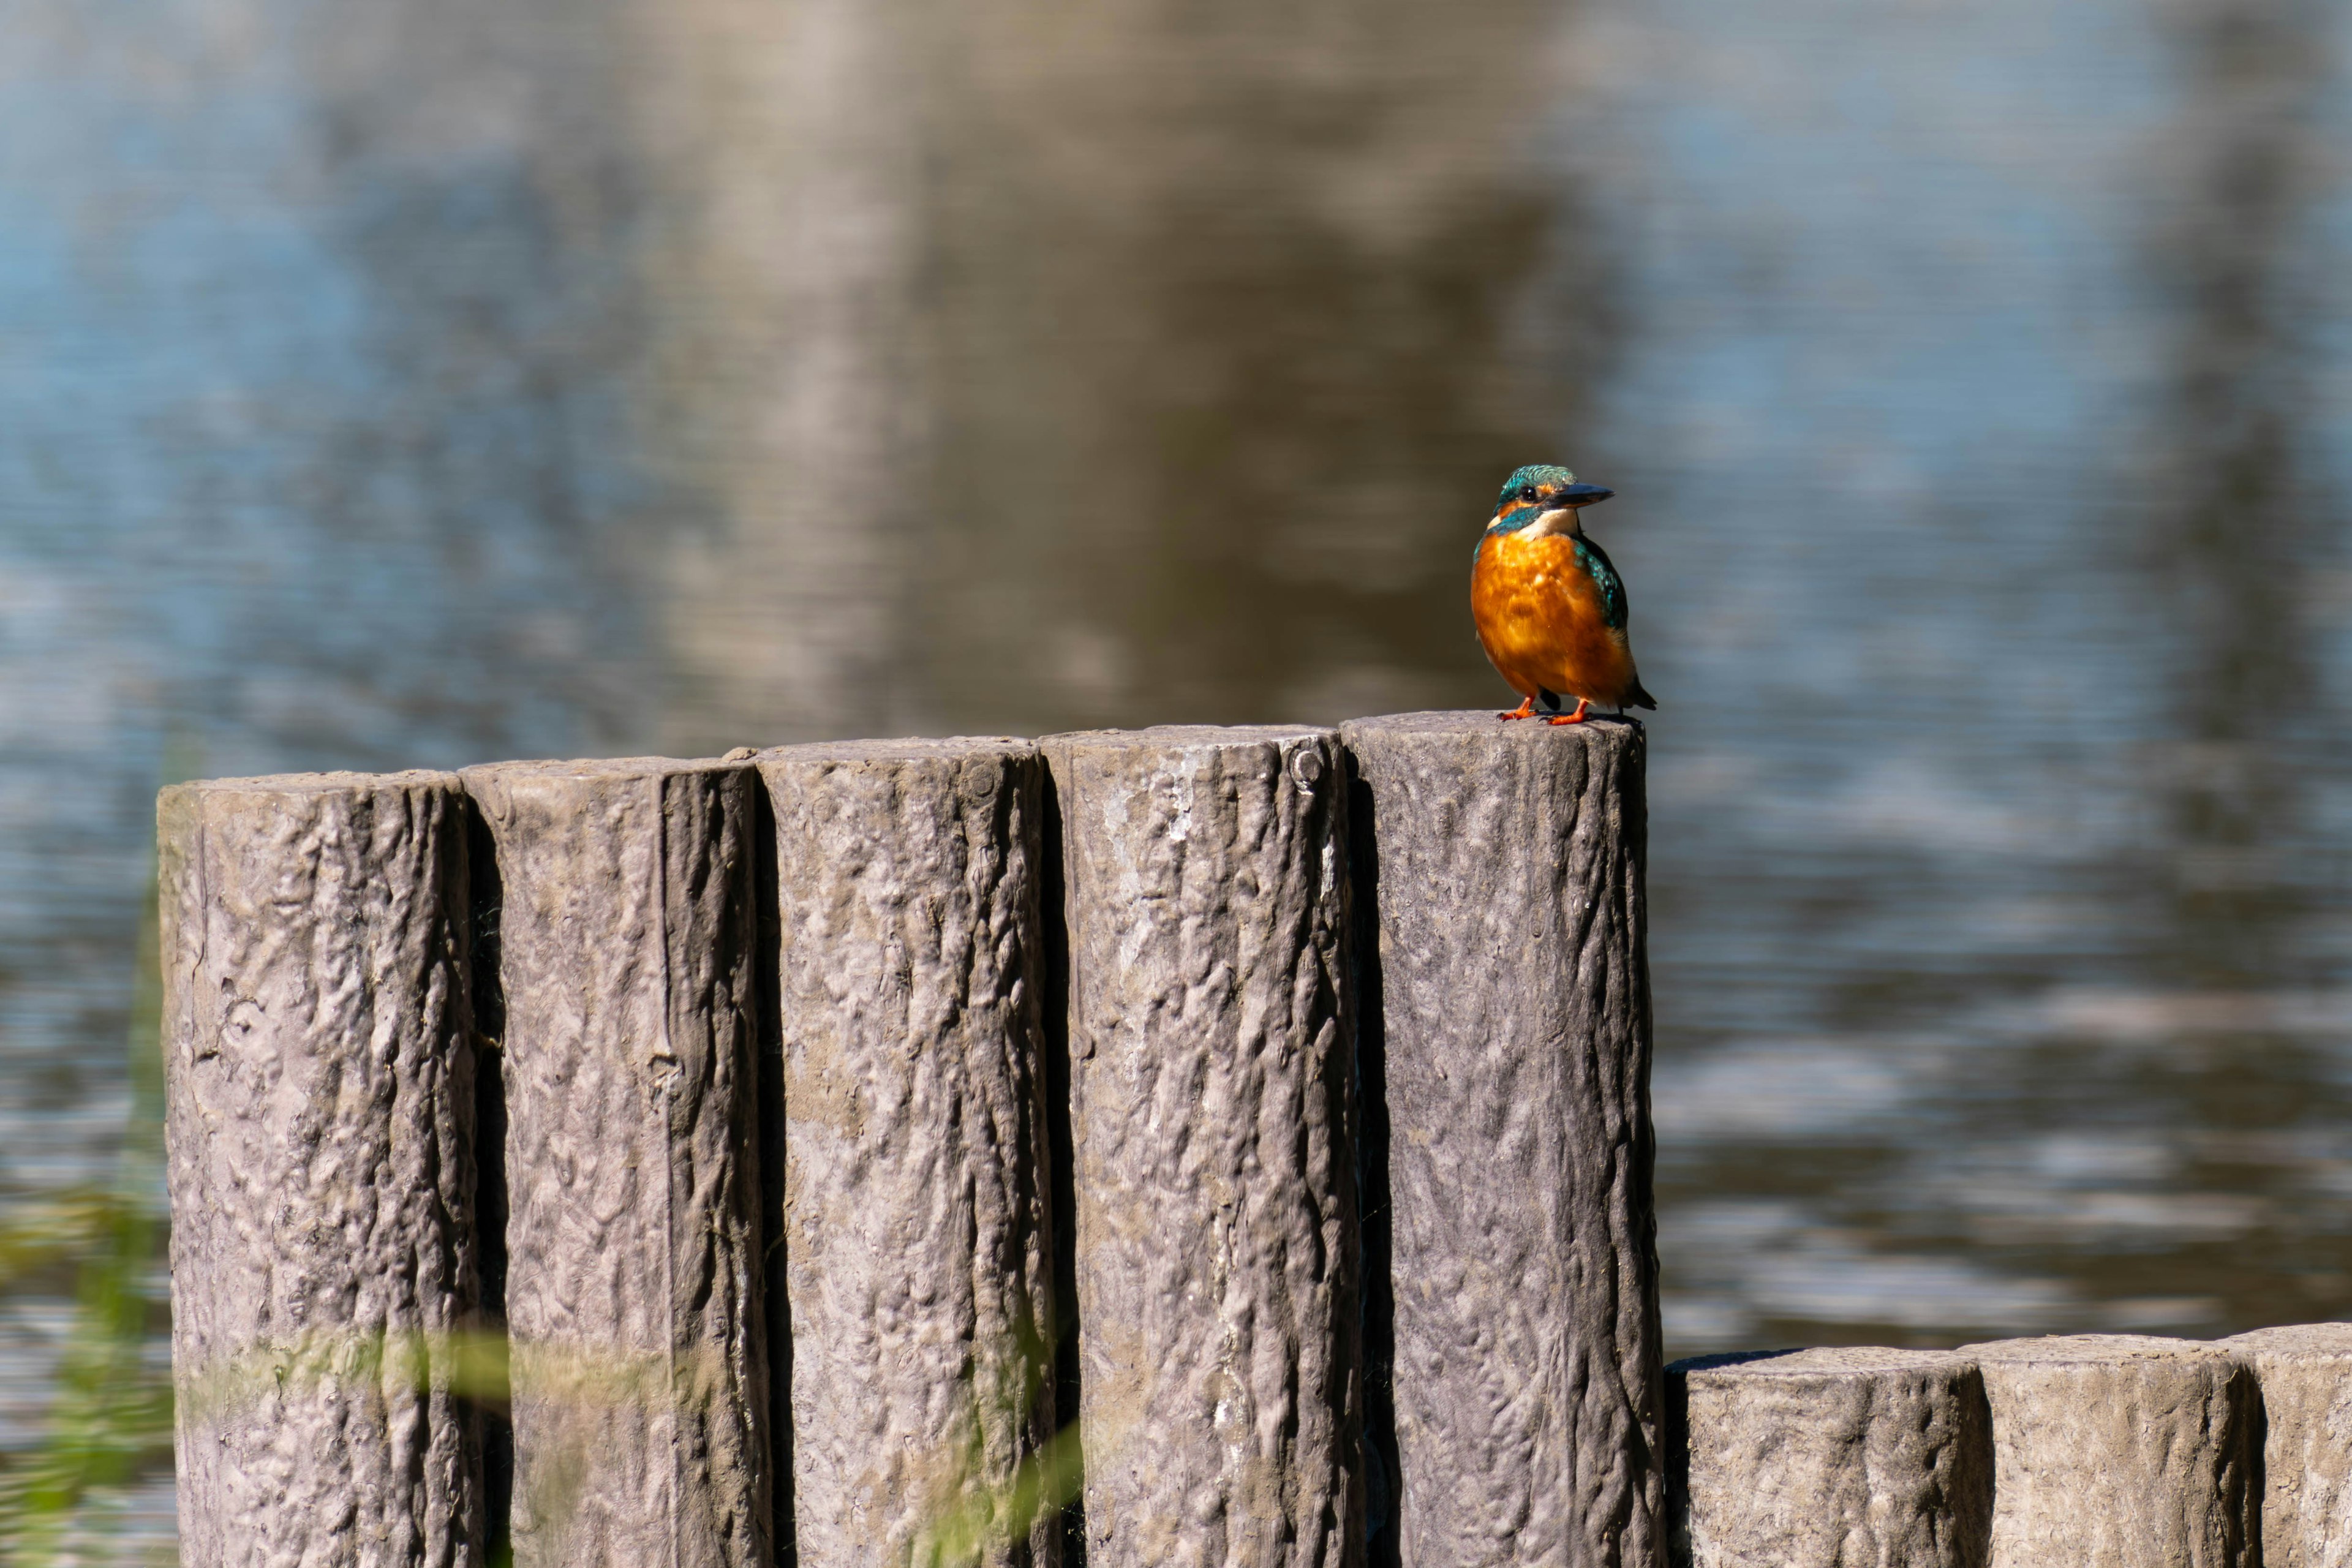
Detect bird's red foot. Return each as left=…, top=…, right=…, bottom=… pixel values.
left=1545, top=698, right=1592, bottom=726
left=1498, top=697, right=1537, bottom=722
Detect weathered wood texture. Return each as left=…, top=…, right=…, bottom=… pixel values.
left=1045, top=725, right=1362, bottom=1568
left=161, top=772, right=481, bottom=1568
left=1954, top=1335, right=2252, bottom=1568
left=461, top=758, right=770, bottom=1568
left=1340, top=712, right=1661, bottom=1568
left=2223, top=1322, right=2352, bottom=1568
left=1667, top=1348, right=1991, bottom=1568
left=758, top=738, right=1058, bottom=1568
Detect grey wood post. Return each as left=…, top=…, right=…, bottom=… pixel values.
left=1954, top=1335, right=2253, bottom=1568
left=1044, top=725, right=1363, bottom=1568
left=2223, top=1322, right=2352, bottom=1567
left=1666, top=1348, right=1991, bottom=1568
left=460, top=758, right=770, bottom=1568
left=160, top=771, right=481, bottom=1568
left=757, top=738, right=1059, bottom=1568
left=1338, top=712, right=1662, bottom=1568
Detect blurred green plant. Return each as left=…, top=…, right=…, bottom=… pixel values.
left=169, top=1320, right=1085, bottom=1568
left=909, top=1417, right=1087, bottom=1568
left=0, top=871, right=176, bottom=1565
left=899, top=1313, right=1091, bottom=1568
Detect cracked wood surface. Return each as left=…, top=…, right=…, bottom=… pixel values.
left=1668, top=1347, right=1991, bottom=1568
left=1341, top=712, right=1661, bottom=1568
left=758, top=737, right=1058, bottom=1568
left=2223, top=1323, right=2352, bottom=1568
left=162, top=771, right=482, bottom=1568
left=1955, top=1334, right=2252, bottom=1568
left=1046, top=725, right=1363, bottom=1568
left=461, top=757, right=771, bottom=1568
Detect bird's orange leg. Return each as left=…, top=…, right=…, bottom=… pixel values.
left=1498, top=696, right=1537, bottom=722
left=1545, top=698, right=1592, bottom=726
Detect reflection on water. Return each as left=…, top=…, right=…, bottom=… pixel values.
left=908, top=0, right=1589, bottom=734
left=1596, top=0, right=2351, bottom=1349
left=4, top=0, right=2351, bottom=1548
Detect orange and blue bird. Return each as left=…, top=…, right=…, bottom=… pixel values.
left=1470, top=464, right=1657, bottom=724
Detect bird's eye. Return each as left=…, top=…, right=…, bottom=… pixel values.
left=1519, top=486, right=1539, bottom=503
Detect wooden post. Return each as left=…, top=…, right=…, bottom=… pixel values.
left=1044, top=725, right=1363, bottom=1568
left=1667, top=1348, right=1992, bottom=1568
left=1954, top=1334, right=2253, bottom=1568
left=757, top=738, right=1059, bottom=1567
left=160, top=772, right=481, bottom=1568
left=2222, top=1322, right=2352, bottom=1568
left=460, top=758, right=770, bottom=1568
left=1339, top=711, right=1662, bottom=1568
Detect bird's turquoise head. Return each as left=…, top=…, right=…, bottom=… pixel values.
left=1486, top=463, right=1618, bottom=517
left=1486, top=465, right=1618, bottom=552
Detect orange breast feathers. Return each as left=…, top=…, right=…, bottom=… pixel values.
left=1471, top=529, right=1642, bottom=706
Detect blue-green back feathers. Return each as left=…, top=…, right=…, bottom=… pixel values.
left=1575, top=535, right=1630, bottom=631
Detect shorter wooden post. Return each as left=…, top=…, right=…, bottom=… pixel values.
left=1046, top=725, right=1362, bottom=1568
left=1667, top=1348, right=1991, bottom=1568
left=161, top=772, right=481, bottom=1568
left=1955, top=1334, right=2253, bottom=1568
left=461, top=757, right=770, bottom=1568
left=2222, top=1322, right=2352, bottom=1568
left=758, top=738, right=1059, bottom=1568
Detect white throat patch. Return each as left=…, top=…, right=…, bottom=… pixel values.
left=1514, top=507, right=1580, bottom=541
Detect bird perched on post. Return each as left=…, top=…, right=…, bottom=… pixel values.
left=1470, top=463, right=1657, bottom=724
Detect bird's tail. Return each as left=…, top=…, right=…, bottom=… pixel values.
left=1627, top=677, right=1659, bottom=711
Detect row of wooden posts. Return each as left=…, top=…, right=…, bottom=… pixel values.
left=157, top=713, right=2352, bottom=1568
left=161, top=714, right=1657, bottom=1568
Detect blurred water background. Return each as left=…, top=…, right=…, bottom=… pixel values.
left=5, top=0, right=2351, bottom=1551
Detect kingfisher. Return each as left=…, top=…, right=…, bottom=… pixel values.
left=1470, top=463, right=1657, bottom=724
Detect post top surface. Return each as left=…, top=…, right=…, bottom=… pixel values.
left=1671, top=1345, right=1970, bottom=1381
left=1042, top=723, right=1339, bottom=752
left=161, top=768, right=464, bottom=801
left=1955, top=1333, right=2222, bottom=1366
left=756, top=734, right=1035, bottom=769
left=458, top=754, right=753, bottom=785
left=2220, top=1321, right=2352, bottom=1360
left=1342, top=709, right=1646, bottom=737
left=1340, top=709, right=1645, bottom=763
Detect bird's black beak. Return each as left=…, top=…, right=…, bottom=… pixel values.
left=1559, top=483, right=1615, bottom=507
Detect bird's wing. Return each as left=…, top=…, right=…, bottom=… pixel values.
left=1573, top=537, right=1630, bottom=631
